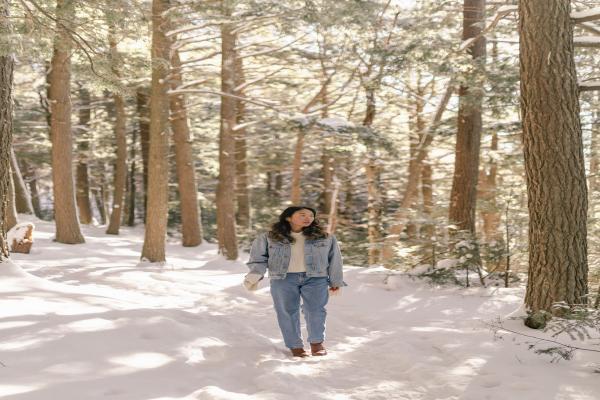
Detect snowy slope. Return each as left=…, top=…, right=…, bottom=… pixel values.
left=0, top=216, right=598, bottom=400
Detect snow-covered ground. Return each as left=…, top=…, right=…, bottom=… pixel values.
left=1, top=216, right=599, bottom=400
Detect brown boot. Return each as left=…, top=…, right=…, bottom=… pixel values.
left=291, top=348, right=309, bottom=358
left=310, top=342, right=327, bottom=356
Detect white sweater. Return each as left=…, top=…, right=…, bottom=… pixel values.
left=288, top=231, right=307, bottom=273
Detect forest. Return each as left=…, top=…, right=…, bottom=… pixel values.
left=0, top=1, right=600, bottom=399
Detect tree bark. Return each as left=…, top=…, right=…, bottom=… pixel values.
left=216, top=4, right=239, bottom=260
left=137, top=86, right=150, bottom=222
left=75, top=86, right=92, bottom=224
left=448, top=0, right=486, bottom=235
left=520, top=0, right=588, bottom=312
left=169, top=49, right=202, bottom=246
left=10, top=148, right=33, bottom=214
left=49, top=0, right=84, bottom=244
left=141, top=0, right=171, bottom=262
left=589, top=93, right=599, bottom=217
left=0, top=0, right=12, bottom=258
left=106, top=27, right=128, bottom=235
left=234, top=50, right=250, bottom=230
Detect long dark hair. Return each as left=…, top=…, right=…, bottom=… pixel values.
left=268, top=206, right=328, bottom=243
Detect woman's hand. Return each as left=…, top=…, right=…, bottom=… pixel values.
left=329, top=287, right=341, bottom=296
left=243, top=273, right=263, bottom=291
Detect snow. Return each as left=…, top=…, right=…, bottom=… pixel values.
left=1, top=216, right=599, bottom=399
left=317, top=117, right=355, bottom=130
left=571, top=7, right=600, bottom=22
left=7, top=222, right=34, bottom=245
left=573, top=36, right=600, bottom=46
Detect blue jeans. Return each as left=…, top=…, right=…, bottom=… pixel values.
left=270, top=273, right=329, bottom=349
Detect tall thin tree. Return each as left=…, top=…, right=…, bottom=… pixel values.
left=49, top=0, right=84, bottom=244
left=216, top=0, right=239, bottom=259
left=141, top=0, right=170, bottom=262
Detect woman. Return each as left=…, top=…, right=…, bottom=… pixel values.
left=243, top=206, right=347, bottom=358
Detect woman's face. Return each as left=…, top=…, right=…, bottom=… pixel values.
left=286, top=209, right=314, bottom=228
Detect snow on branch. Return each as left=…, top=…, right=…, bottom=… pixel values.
left=574, top=36, right=600, bottom=48
left=578, top=22, right=600, bottom=36
left=579, top=80, right=600, bottom=92
left=571, top=7, right=600, bottom=23
left=233, top=67, right=287, bottom=92
left=238, top=34, right=309, bottom=60
left=166, top=22, right=218, bottom=38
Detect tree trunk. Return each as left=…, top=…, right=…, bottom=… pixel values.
left=6, top=167, right=17, bottom=231
left=234, top=50, right=251, bottom=230
left=127, top=109, right=137, bottom=227
left=141, top=0, right=171, bottom=262
left=290, top=130, right=305, bottom=204
left=478, top=132, right=502, bottom=243
left=49, top=0, right=84, bottom=244
left=520, top=0, right=588, bottom=312
left=75, top=86, right=92, bottom=224
left=448, top=0, right=486, bottom=235
left=421, top=160, right=434, bottom=240
left=589, top=93, right=599, bottom=217
left=363, top=87, right=383, bottom=265
left=106, top=27, right=128, bottom=235
left=21, top=160, right=43, bottom=218
left=10, top=148, right=33, bottom=214
left=0, top=0, right=13, bottom=258
left=215, top=7, right=239, bottom=260
left=137, top=86, right=150, bottom=222
left=169, top=49, right=202, bottom=246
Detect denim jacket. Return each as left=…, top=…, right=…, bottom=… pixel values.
left=246, top=232, right=347, bottom=288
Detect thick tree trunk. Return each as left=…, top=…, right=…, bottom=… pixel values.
left=141, top=0, right=171, bottom=262
left=520, top=0, right=588, bottom=312
left=75, top=86, right=92, bottom=224
left=0, top=0, right=14, bottom=258
left=234, top=51, right=250, bottom=230
left=106, top=28, right=128, bottom=235
left=448, top=0, right=486, bottom=234
left=49, top=0, right=84, bottom=244
left=169, top=49, right=202, bottom=246
left=216, top=10, right=239, bottom=260
left=137, top=86, right=150, bottom=221
left=10, top=148, right=33, bottom=214
left=589, top=93, right=599, bottom=217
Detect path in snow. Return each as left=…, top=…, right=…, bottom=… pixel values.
left=0, top=217, right=598, bottom=400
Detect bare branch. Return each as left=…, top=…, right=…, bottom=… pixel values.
left=580, top=80, right=600, bottom=92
